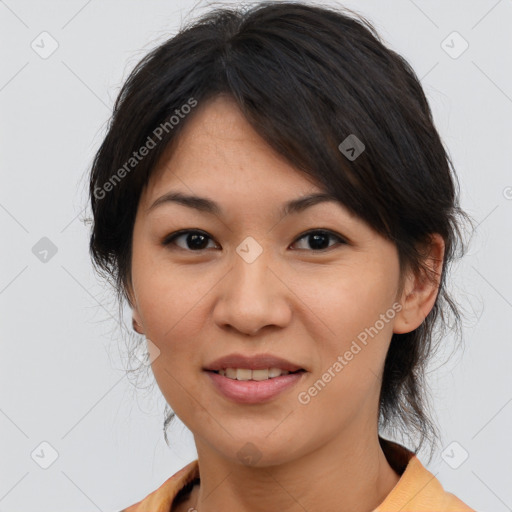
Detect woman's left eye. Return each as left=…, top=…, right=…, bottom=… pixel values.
left=291, top=230, right=346, bottom=251
left=161, top=229, right=346, bottom=252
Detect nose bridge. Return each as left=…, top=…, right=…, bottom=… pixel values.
left=231, top=236, right=273, bottom=299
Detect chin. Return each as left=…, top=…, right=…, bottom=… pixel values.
left=212, top=433, right=308, bottom=469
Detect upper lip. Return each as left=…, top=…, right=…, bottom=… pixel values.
left=204, top=353, right=305, bottom=372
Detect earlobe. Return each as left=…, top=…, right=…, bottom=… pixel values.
left=393, top=234, right=445, bottom=334
left=132, top=303, right=145, bottom=334
left=126, top=283, right=145, bottom=335
left=132, top=314, right=144, bottom=334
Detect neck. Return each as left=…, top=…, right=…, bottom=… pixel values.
left=187, top=429, right=401, bottom=512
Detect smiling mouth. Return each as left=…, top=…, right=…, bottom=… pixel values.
left=205, top=365, right=307, bottom=404
left=208, top=368, right=305, bottom=381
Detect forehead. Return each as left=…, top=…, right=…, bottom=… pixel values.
left=143, top=95, right=324, bottom=205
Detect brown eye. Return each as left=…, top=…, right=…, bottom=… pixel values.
left=161, top=229, right=346, bottom=252
left=162, top=230, right=218, bottom=251
left=291, top=230, right=346, bottom=251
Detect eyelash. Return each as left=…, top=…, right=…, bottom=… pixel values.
left=161, top=229, right=347, bottom=253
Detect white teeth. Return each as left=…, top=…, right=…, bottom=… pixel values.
left=236, top=368, right=252, bottom=380
left=217, top=367, right=292, bottom=380
left=252, top=369, right=269, bottom=381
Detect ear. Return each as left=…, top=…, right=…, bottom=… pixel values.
left=393, top=233, right=445, bottom=334
left=132, top=310, right=144, bottom=335
left=126, top=281, right=145, bottom=335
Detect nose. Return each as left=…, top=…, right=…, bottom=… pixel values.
left=212, top=246, right=292, bottom=336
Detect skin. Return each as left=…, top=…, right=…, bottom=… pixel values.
left=128, top=94, right=445, bottom=512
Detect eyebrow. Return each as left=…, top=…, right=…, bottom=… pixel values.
left=146, top=190, right=341, bottom=217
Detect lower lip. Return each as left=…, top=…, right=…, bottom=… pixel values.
left=205, top=370, right=306, bottom=404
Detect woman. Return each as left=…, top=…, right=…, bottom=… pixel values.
left=88, top=2, right=475, bottom=510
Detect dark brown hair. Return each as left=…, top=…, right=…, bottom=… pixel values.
left=88, top=1, right=471, bottom=458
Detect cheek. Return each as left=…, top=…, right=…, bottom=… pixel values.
left=131, top=239, right=213, bottom=340
left=130, top=244, right=209, bottom=396
left=135, top=274, right=208, bottom=361
left=304, top=259, right=399, bottom=399
left=309, top=259, right=398, bottom=344
left=133, top=262, right=211, bottom=419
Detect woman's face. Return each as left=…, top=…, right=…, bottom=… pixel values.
left=130, top=95, right=406, bottom=465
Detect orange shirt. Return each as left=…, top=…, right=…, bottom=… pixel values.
left=120, top=438, right=476, bottom=512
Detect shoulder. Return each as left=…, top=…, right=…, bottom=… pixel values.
left=118, top=460, right=200, bottom=512
left=377, top=455, right=476, bottom=511
left=376, top=439, right=476, bottom=511
left=406, top=457, right=475, bottom=511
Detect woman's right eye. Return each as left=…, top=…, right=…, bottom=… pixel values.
left=162, top=230, right=218, bottom=251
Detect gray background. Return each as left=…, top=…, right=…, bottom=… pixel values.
left=1, top=0, right=511, bottom=510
